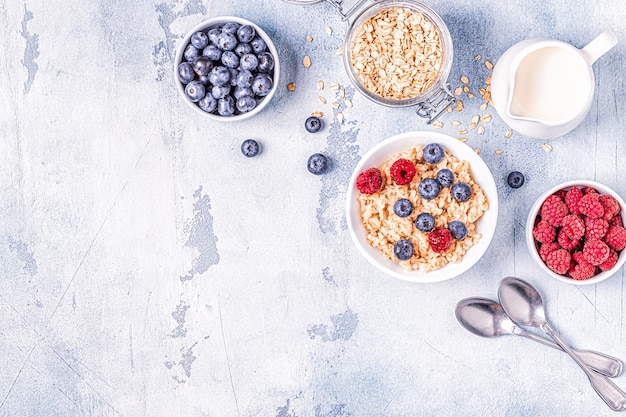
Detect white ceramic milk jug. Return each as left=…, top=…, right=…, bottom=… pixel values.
left=491, top=31, right=617, bottom=139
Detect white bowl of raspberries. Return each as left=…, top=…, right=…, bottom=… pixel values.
left=174, top=16, right=279, bottom=121
left=527, top=180, right=626, bottom=285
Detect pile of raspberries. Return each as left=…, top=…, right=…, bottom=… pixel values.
left=532, top=186, right=626, bottom=280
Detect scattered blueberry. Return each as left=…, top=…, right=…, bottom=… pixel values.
left=257, top=52, right=275, bottom=73
left=202, top=44, right=222, bottom=61
left=236, top=69, right=254, bottom=88
left=436, top=168, right=455, bottom=187
left=418, top=178, right=441, bottom=200
left=307, top=153, right=329, bottom=175
left=217, top=32, right=237, bottom=51
left=241, top=139, right=261, bottom=157
left=452, top=182, right=473, bottom=202
left=178, top=62, right=195, bottom=84
left=393, top=199, right=414, bottom=217
left=507, top=171, right=525, bottom=189
left=221, top=22, right=240, bottom=34
left=423, top=143, right=445, bottom=164
left=240, top=53, right=259, bottom=71
left=251, top=73, right=273, bottom=96
left=207, top=28, right=221, bottom=45
left=198, top=94, right=217, bottom=113
left=448, top=221, right=468, bottom=239
left=237, top=25, right=256, bottom=43
left=212, top=84, right=232, bottom=100
left=305, top=116, right=322, bottom=133
left=250, top=36, right=267, bottom=53
left=208, top=66, right=231, bottom=86
left=221, top=51, right=239, bottom=68
left=190, top=31, right=209, bottom=49
left=185, top=81, right=205, bottom=102
left=193, top=56, right=213, bottom=77
left=184, top=44, right=200, bottom=62
left=234, top=42, right=252, bottom=57
left=393, top=239, right=414, bottom=260
left=234, top=86, right=254, bottom=99
left=217, top=95, right=235, bottom=116
left=415, top=213, right=435, bottom=232
left=236, top=96, right=257, bottom=113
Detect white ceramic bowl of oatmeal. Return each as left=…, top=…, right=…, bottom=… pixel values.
left=346, top=131, right=498, bottom=282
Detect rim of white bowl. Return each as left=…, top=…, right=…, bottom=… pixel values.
left=174, top=16, right=280, bottom=122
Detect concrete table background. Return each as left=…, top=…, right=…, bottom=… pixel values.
left=1, top=0, right=626, bottom=416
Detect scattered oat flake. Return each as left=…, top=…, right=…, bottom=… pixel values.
left=475, top=148, right=481, bottom=154
left=326, top=26, right=333, bottom=35
left=542, top=143, right=553, bottom=152
left=469, top=123, right=477, bottom=130
left=475, top=55, right=481, bottom=61
left=336, top=47, right=343, bottom=56
left=481, top=114, right=492, bottom=123
left=471, top=115, right=480, bottom=125
left=287, top=82, right=296, bottom=91
left=432, top=121, right=443, bottom=128
left=461, top=76, right=469, bottom=84
left=344, top=98, right=353, bottom=107
left=459, top=128, right=468, bottom=135
left=338, top=89, right=345, bottom=99
left=337, top=112, right=344, bottom=123
left=307, top=35, right=313, bottom=42
left=303, top=55, right=311, bottom=68
left=479, top=102, right=488, bottom=111
left=311, top=111, right=324, bottom=117
left=451, top=121, right=461, bottom=127
left=467, top=92, right=475, bottom=99
left=505, top=129, right=512, bottom=138
left=495, top=150, right=503, bottom=155
left=463, top=85, right=470, bottom=93
left=317, top=80, right=324, bottom=90
left=485, top=76, right=492, bottom=85
left=329, top=83, right=340, bottom=90
left=485, top=60, right=494, bottom=70
left=446, top=107, right=453, bottom=113
left=458, top=137, right=468, bottom=142
left=477, top=125, right=485, bottom=135
left=318, top=96, right=327, bottom=104
left=454, top=87, right=463, bottom=96
left=331, top=102, right=340, bottom=109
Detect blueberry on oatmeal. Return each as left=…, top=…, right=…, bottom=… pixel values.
left=394, top=239, right=414, bottom=260
left=393, top=199, right=414, bottom=217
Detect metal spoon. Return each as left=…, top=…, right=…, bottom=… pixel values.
left=455, top=297, right=623, bottom=377
left=498, top=277, right=626, bottom=411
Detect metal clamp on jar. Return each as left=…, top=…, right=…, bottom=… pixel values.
left=281, top=0, right=455, bottom=124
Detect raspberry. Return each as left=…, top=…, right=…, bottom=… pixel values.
left=539, top=242, right=560, bottom=262
left=599, top=250, right=618, bottom=272
left=428, top=228, right=452, bottom=253
left=389, top=158, right=416, bottom=185
left=356, top=168, right=383, bottom=194
left=557, top=228, right=579, bottom=251
left=610, top=214, right=624, bottom=227
left=583, top=186, right=598, bottom=194
left=599, top=194, right=621, bottom=221
left=585, top=217, right=609, bottom=240
left=570, top=257, right=596, bottom=280
left=532, top=220, right=556, bottom=244
left=605, top=225, right=626, bottom=251
left=545, top=249, right=571, bottom=275
left=562, top=214, right=585, bottom=240
left=554, top=189, right=567, bottom=200
left=583, top=238, right=611, bottom=265
left=578, top=193, right=604, bottom=219
left=565, top=187, right=583, bottom=214
left=540, top=195, right=568, bottom=227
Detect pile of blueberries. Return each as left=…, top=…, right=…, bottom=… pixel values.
left=177, top=22, right=275, bottom=117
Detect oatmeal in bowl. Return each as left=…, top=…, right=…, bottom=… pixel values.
left=346, top=132, right=498, bottom=282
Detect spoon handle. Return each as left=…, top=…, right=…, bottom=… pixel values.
left=541, top=322, right=626, bottom=411
left=515, top=328, right=623, bottom=377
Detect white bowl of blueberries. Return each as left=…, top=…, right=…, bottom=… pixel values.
left=174, top=16, right=280, bottom=121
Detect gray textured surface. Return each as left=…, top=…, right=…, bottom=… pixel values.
left=1, top=0, right=626, bottom=416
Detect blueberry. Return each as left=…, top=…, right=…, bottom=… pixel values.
left=202, top=44, right=222, bottom=61
left=208, top=66, right=231, bottom=86
left=240, top=53, right=259, bottom=71
left=197, top=74, right=210, bottom=85
left=451, top=182, right=472, bottom=202
left=257, top=52, right=274, bottom=73
left=448, top=221, right=468, bottom=239
left=217, top=32, right=237, bottom=51
left=198, top=94, right=217, bottom=113
left=393, top=199, right=413, bottom=217
left=221, top=22, right=240, bottom=35
left=241, top=139, right=261, bottom=157
left=184, top=44, right=200, bottom=62
left=234, top=42, right=252, bottom=57
left=507, top=171, right=525, bottom=189
left=237, top=25, right=256, bottom=43
left=228, top=68, right=239, bottom=87
left=305, top=116, right=322, bottom=133
left=418, top=178, right=441, bottom=200
left=178, top=62, right=195, bottom=84
left=236, top=69, right=254, bottom=88
left=415, top=213, right=435, bottom=232
left=211, top=84, right=231, bottom=100
left=436, top=168, right=455, bottom=187
left=423, top=143, right=444, bottom=164
left=217, top=95, right=235, bottom=116
left=234, top=86, right=254, bottom=100
left=221, top=51, right=239, bottom=69
left=190, top=31, right=209, bottom=49
left=237, top=96, right=257, bottom=113
left=250, top=36, right=267, bottom=53
left=193, top=56, right=213, bottom=77
left=184, top=81, right=205, bottom=102
left=207, top=28, right=221, bottom=45
left=307, top=153, right=329, bottom=175
left=393, top=239, right=414, bottom=260
left=251, top=73, right=273, bottom=97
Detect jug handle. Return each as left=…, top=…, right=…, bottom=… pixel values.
left=581, top=30, right=618, bottom=64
